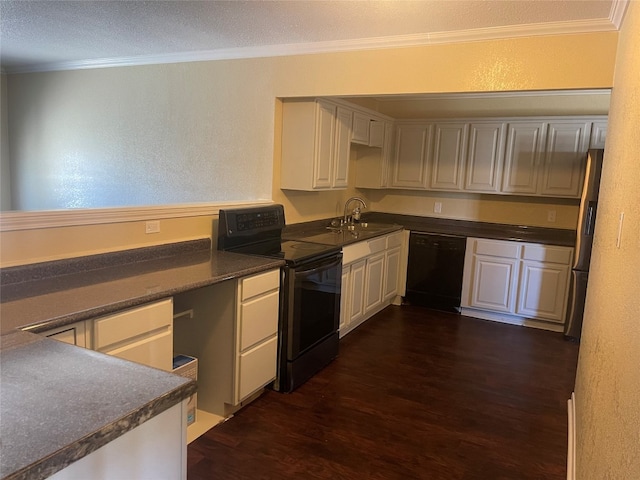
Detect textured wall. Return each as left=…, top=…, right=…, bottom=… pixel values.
left=574, top=2, right=640, bottom=478
left=1, top=32, right=618, bottom=265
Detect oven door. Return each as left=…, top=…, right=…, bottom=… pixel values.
left=285, top=254, right=342, bottom=361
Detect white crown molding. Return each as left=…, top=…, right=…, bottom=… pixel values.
left=610, top=0, right=630, bottom=29
left=0, top=200, right=272, bottom=232
left=4, top=17, right=620, bottom=74
left=372, top=89, right=612, bottom=102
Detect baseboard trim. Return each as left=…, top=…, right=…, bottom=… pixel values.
left=567, top=392, right=576, bottom=480
left=459, top=308, right=564, bottom=332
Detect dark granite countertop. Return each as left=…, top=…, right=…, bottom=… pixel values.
left=0, top=239, right=284, bottom=480
left=0, top=330, right=197, bottom=480
left=283, top=220, right=404, bottom=246
left=283, top=213, right=575, bottom=248
left=1, top=240, right=284, bottom=335
left=363, top=212, right=575, bottom=246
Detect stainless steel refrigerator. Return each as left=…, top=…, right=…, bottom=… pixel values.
left=564, top=149, right=604, bottom=340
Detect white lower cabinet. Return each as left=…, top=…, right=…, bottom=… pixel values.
left=461, top=238, right=573, bottom=330
left=383, top=246, right=402, bottom=301
left=235, top=271, right=279, bottom=403
left=346, top=259, right=366, bottom=328
left=172, top=268, right=280, bottom=440
left=364, top=252, right=385, bottom=315
left=340, top=230, right=406, bottom=337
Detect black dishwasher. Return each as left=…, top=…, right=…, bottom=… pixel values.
left=405, top=232, right=466, bottom=313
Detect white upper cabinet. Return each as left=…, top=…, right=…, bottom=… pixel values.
left=390, top=123, right=433, bottom=189
left=590, top=121, right=607, bottom=148
left=354, top=120, right=394, bottom=189
left=352, top=112, right=385, bottom=147
left=282, top=96, right=606, bottom=198
left=333, top=107, right=353, bottom=188
left=501, top=121, right=546, bottom=195
left=281, top=99, right=351, bottom=191
left=368, top=120, right=385, bottom=147
left=352, top=111, right=370, bottom=145
left=465, top=122, right=507, bottom=193
left=429, top=122, right=468, bottom=191
left=539, top=121, right=590, bottom=197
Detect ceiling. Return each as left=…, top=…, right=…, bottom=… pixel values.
left=0, top=0, right=628, bottom=74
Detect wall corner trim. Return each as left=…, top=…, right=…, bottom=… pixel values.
left=567, top=392, right=577, bottom=480
left=0, top=201, right=273, bottom=232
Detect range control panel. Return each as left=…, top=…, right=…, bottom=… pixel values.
left=218, top=204, right=285, bottom=242
left=235, top=210, right=281, bottom=232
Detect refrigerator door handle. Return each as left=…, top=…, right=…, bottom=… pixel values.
left=584, top=202, right=597, bottom=236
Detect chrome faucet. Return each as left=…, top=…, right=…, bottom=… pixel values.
left=343, top=197, right=367, bottom=225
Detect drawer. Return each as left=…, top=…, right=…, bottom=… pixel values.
left=368, top=236, right=387, bottom=254
left=94, top=299, right=172, bottom=350
left=342, top=241, right=371, bottom=264
left=101, top=329, right=173, bottom=371
left=522, top=244, right=573, bottom=264
left=386, top=231, right=404, bottom=249
left=238, top=335, right=277, bottom=401
left=474, top=238, right=521, bottom=259
left=239, top=290, right=280, bottom=350
left=240, top=269, right=280, bottom=301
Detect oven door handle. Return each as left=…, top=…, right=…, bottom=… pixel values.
left=298, top=257, right=342, bottom=275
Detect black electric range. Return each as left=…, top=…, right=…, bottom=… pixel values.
left=217, top=204, right=342, bottom=392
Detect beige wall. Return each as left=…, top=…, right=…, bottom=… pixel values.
left=0, top=215, right=216, bottom=267
left=574, top=2, right=640, bottom=478
left=1, top=31, right=618, bottom=266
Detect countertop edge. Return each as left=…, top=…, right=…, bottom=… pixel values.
left=19, top=258, right=285, bottom=335
left=7, top=379, right=197, bottom=480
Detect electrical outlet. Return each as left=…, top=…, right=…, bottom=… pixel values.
left=547, top=210, right=556, bottom=223
left=145, top=220, right=160, bottom=234
left=434, top=202, right=443, bottom=214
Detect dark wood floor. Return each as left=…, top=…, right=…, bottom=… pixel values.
left=187, top=306, right=579, bottom=480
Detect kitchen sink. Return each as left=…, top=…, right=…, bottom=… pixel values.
left=325, top=222, right=394, bottom=233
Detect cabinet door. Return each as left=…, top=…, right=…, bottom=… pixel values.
left=391, top=124, right=432, bottom=188
left=502, top=121, right=546, bottom=194
left=339, top=266, right=351, bottom=334
left=239, top=290, right=279, bottom=350
left=590, top=121, right=607, bottom=149
left=238, top=336, right=277, bottom=401
left=539, top=121, right=590, bottom=198
left=312, top=100, right=337, bottom=189
left=465, top=122, right=506, bottom=192
left=349, top=260, right=366, bottom=325
left=469, top=255, right=519, bottom=313
left=383, top=247, right=401, bottom=301
left=429, top=123, right=468, bottom=191
left=352, top=111, right=370, bottom=145
left=42, top=321, right=89, bottom=348
left=364, top=253, right=385, bottom=315
left=369, top=120, right=385, bottom=147
left=332, top=107, right=352, bottom=188
left=380, top=122, right=394, bottom=187
left=517, top=261, right=570, bottom=322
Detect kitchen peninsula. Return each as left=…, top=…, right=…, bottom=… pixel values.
left=0, top=239, right=283, bottom=480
